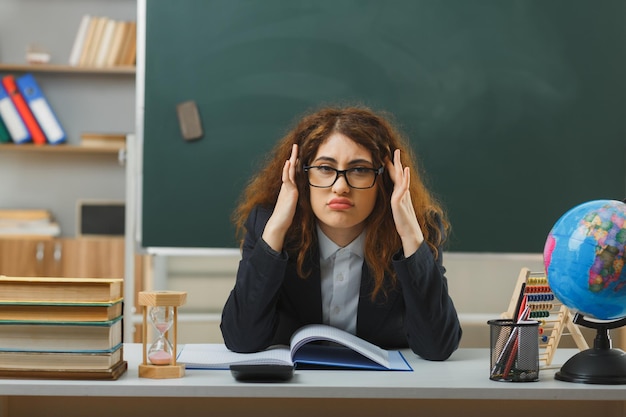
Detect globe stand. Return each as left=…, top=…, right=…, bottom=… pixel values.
left=555, top=313, right=626, bottom=384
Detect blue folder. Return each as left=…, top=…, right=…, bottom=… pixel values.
left=16, top=73, right=66, bottom=144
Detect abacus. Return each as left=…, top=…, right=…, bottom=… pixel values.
left=503, top=268, right=588, bottom=368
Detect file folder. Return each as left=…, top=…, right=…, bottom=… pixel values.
left=16, top=74, right=66, bottom=145
left=0, top=82, right=30, bottom=144
left=2, top=75, right=46, bottom=145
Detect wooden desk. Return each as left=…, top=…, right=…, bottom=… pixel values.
left=1, top=345, right=625, bottom=417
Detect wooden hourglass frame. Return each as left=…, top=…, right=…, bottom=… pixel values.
left=138, top=290, right=187, bottom=379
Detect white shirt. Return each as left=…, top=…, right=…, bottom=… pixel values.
left=317, top=225, right=365, bottom=335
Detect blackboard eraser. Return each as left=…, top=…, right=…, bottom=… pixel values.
left=176, top=100, right=203, bottom=141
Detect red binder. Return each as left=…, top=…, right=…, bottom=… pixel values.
left=1, top=75, right=46, bottom=145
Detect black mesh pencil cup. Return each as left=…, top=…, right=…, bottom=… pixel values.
left=488, top=319, right=540, bottom=382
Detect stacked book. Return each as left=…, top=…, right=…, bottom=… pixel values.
left=0, top=209, right=61, bottom=238
left=80, top=132, right=126, bottom=150
left=0, top=276, right=127, bottom=380
left=68, top=15, right=137, bottom=68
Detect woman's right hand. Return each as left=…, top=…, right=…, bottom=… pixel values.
left=262, top=144, right=299, bottom=252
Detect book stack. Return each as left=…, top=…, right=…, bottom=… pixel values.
left=0, top=209, right=61, bottom=238
left=0, top=73, right=66, bottom=145
left=80, top=132, right=126, bottom=150
left=0, top=276, right=127, bottom=380
left=69, top=15, right=137, bottom=68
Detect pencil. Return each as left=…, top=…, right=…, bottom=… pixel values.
left=513, top=283, right=526, bottom=321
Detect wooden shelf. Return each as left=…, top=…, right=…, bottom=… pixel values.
left=0, top=63, right=135, bottom=75
left=0, top=143, right=125, bottom=155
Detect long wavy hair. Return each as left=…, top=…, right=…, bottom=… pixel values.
left=232, top=105, right=449, bottom=300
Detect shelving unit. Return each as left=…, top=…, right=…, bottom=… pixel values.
left=0, top=62, right=133, bottom=235
left=0, top=63, right=134, bottom=156
left=0, top=143, right=124, bottom=155
left=0, top=63, right=135, bottom=75
left=0, top=0, right=137, bottom=238
left=0, top=0, right=143, bottom=342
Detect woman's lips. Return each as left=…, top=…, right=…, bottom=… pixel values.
left=328, top=198, right=353, bottom=210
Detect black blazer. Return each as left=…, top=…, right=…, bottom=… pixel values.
left=220, top=206, right=462, bottom=361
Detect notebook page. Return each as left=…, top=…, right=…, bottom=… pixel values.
left=290, top=324, right=389, bottom=368
left=177, top=343, right=292, bottom=369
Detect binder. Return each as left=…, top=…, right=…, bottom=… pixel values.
left=16, top=73, right=66, bottom=144
left=1, top=75, right=46, bottom=145
left=0, top=82, right=30, bottom=144
left=0, top=113, right=11, bottom=143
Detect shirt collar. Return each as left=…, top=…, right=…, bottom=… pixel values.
left=316, top=224, right=365, bottom=260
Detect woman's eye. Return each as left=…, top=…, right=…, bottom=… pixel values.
left=351, top=167, right=370, bottom=174
left=318, top=166, right=335, bottom=173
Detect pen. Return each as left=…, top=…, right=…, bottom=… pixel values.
left=491, top=306, right=531, bottom=377
left=513, top=283, right=526, bottom=321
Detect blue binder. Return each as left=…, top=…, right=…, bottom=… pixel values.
left=0, top=82, right=30, bottom=144
left=16, top=73, right=66, bottom=144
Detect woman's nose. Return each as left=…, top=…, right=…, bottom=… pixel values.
left=332, top=172, right=350, bottom=193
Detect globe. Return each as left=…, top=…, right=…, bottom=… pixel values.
left=543, top=199, right=626, bottom=321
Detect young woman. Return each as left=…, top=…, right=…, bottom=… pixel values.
left=220, top=106, right=462, bottom=361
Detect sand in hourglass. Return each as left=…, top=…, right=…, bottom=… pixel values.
left=148, top=319, right=172, bottom=365
left=148, top=350, right=171, bottom=365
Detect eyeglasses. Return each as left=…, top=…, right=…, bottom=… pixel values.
left=303, top=165, right=384, bottom=189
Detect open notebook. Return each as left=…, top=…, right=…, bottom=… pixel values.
left=177, top=324, right=412, bottom=371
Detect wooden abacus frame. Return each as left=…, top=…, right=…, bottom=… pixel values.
left=502, top=268, right=588, bottom=368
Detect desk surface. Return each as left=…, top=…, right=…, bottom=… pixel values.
left=0, top=344, right=624, bottom=400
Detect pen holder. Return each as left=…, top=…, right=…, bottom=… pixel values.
left=488, top=319, right=540, bottom=382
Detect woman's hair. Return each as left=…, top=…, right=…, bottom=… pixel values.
left=232, top=105, right=450, bottom=300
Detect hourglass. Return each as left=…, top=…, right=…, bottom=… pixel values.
left=138, top=290, right=187, bottom=379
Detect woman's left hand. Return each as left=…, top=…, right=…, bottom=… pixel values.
left=385, top=149, right=424, bottom=256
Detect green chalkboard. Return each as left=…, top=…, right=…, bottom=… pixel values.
left=142, top=0, right=626, bottom=252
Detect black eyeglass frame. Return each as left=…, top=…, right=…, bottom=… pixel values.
left=303, top=165, right=384, bottom=189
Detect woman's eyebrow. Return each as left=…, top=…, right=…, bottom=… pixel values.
left=312, top=156, right=337, bottom=164
left=312, top=156, right=374, bottom=166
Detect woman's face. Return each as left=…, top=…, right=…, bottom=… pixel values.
left=308, top=132, right=378, bottom=246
